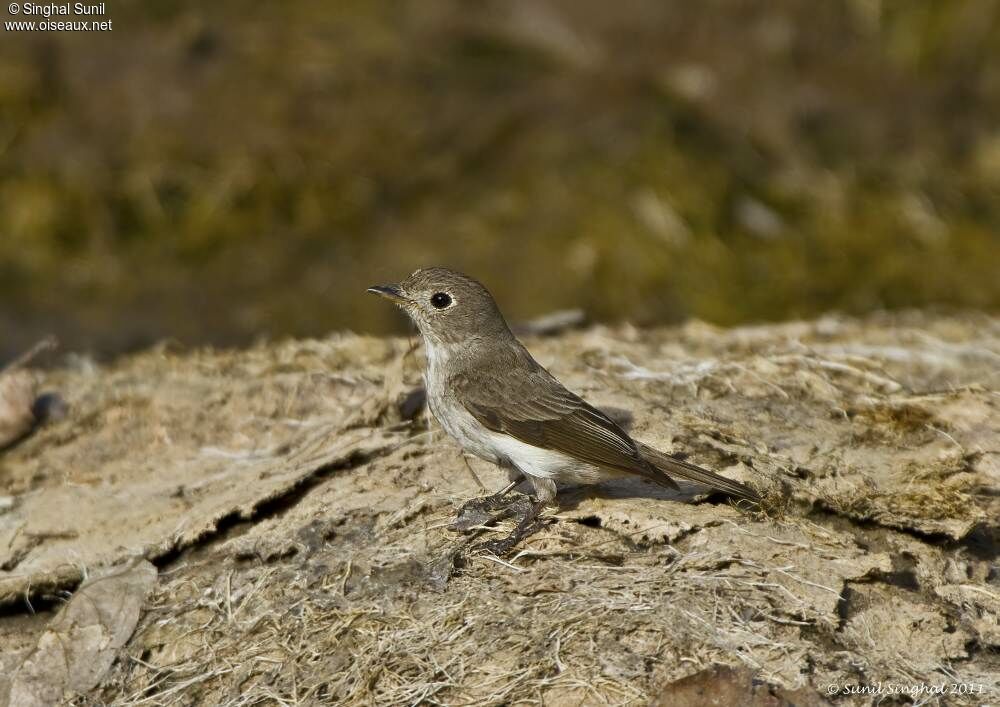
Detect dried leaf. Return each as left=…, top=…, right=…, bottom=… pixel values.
left=3, top=561, right=157, bottom=707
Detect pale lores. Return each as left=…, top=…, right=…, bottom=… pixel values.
left=369, top=267, right=760, bottom=554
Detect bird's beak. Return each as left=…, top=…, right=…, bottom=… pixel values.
left=366, top=283, right=407, bottom=303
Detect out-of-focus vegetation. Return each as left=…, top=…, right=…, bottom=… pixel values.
left=1, top=0, right=999, bottom=359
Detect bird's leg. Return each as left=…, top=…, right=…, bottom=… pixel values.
left=459, top=454, right=487, bottom=493
left=450, top=480, right=521, bottom=531
left=467, top=479, right=520, bottom=511
left=475, top=498, right=548, bottom=556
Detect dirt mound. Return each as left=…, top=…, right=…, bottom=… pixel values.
left=0, top=313, right=997, bottom=704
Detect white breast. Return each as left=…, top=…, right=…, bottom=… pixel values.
left=423, top=340, right=618, bottom=490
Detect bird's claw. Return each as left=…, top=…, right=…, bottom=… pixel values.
left=450, top=506, right=494, bottom=531
left=449, top=489, right=548, bottom=555
left=450, top=489, right=526, bottom=531
left=472, top=500, right=548, bottom=556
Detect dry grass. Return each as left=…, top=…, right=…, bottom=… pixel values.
left=0, top=313, right=995, bottom=705
left=99, top=521, right=834, bottom=706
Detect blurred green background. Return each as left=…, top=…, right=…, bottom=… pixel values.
left=2, top=0, right=999, bottom=360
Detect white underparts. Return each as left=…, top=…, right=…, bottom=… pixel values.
left=423, top=339, right=620, bottom=503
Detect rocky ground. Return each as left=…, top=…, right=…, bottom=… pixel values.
left=0, top=312, right=997, bottom=705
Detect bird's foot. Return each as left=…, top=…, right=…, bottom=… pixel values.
left=474, top=499, right=548, bottom=556
left=450, top=482, right=520, bottom=531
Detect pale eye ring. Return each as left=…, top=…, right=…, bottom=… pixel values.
left=430, top=292, right=452, bottom=309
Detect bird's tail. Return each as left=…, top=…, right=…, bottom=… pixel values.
left=637, top=442, right=761, bottom=503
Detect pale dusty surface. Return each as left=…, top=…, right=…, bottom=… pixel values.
left=0, top=313, right=997, bottom=705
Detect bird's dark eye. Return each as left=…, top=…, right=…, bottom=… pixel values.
left=430, top=292, right=452, bottom=309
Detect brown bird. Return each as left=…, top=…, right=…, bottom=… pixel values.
left=369, top=268, right=759, bottom=553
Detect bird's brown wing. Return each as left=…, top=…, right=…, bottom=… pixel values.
left=452, top=369, right=677, bottom=488
left=453, top=366, right=761, bottom=502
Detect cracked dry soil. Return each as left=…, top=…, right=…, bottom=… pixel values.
left=0, top=313, right=998, bottom=705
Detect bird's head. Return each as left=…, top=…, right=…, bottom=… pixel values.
left=368, top=267, right=512, bottom=346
